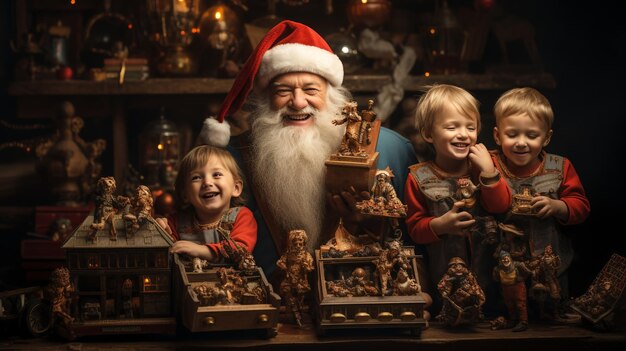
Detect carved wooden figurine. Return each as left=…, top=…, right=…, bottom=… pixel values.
left=45, top=267, right=74, bottom=328
left=493, top=251, right=532, bottom=332
left=332, top=101, right=366, bottom=157
left=436, top=257, right=485, bottom=326
left=276, top=229, right=315, bottom=326
left=123, top=185, right=154, bottom=238
left=89, top=176, right=130, bottom=241
left=528, top=244, right=562, bottom=320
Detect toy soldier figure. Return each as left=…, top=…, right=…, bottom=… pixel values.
left=276, top=229, right=314, bottom=326
left=493, top=251, right=533, bottom=332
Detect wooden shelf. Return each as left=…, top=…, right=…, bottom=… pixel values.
left=7, top=73, right=556, bottom=96
left=0, top=322, right=623, bottom=351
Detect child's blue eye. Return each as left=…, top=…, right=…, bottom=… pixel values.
left=213, top=172, right=223, bottom=177
left=191, top=175, right=202, bottom=181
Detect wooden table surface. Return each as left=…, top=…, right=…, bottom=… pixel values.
left=1, top=318, right=624, bottom=351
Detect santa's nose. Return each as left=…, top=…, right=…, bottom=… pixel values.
left=290, top=89, right=308, bottom=110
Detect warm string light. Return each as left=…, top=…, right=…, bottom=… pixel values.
left=70, top=0, right=76, bottom=5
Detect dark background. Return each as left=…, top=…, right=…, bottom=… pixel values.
left=0, top=0, right=624, bottom=299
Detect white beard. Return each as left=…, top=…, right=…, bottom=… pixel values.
left=250, top=87, right=348, bottom=251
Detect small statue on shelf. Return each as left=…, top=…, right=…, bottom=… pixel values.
left=123, top=185, right=154, bottom=238
left=358, top=99, right=377, bottom=145
left=436, top=257, right=485, bottom=327
left=359, top=168, right=407, bottom=217
left=44, top=267, right=74, bottom=328
left=394, top=268, right=421, bottom=296
left=374, top=240, right=410, bottom=296
left=493, top=251, right=533, bottom=332
left=528, top=244, right=563, bottom=320
left=89, top=176, right=130, bottom=241
left=192, top=257, right=209, bottom=273
left=276, top=229, right=315, bottom=326
left=332, top=101, right=366, bottom=157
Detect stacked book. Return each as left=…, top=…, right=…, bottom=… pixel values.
left=103, top=57, right=150, bottom=82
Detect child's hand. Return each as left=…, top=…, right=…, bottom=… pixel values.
left=531, top=196, right=569, bottom=221
left=429, top=201, right=476, bottom=236
left=170, top=240, right=214, bottom=261
left=155, top=217, right=173, bottom=236
left=469, top=143, right=496, bottom=174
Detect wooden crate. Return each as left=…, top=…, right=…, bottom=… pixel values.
left=173, top=254, right=280, bottom=337
left=314, top=247, right=428, bottom=335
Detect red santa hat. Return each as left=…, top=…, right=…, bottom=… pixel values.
left=199, top=20, right=344, bottom=147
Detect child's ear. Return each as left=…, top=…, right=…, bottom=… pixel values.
left=543, top=129, right=553, bottom=147
left=493, top=127, right=502, bottom=145
left=232, top=180, right=243, bottom=198
left=421, top=129, right=433, bottom=144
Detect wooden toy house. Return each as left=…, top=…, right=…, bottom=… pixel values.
left=62, top=215, right=175, bottom=337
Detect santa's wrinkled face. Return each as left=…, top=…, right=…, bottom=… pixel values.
left=250, top=77, right=347, bottom=250
left=269, top=72, right=328, bottom=127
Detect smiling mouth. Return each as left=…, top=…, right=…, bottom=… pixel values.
left=452, top=143, right=469, bottom=148
left=202, top=192, right=219, bottom=199
left=284, top=114, right=311, bottom=122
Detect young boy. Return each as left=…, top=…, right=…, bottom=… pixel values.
left=492, top=87, right=590, bottom=297
left=405, top=84, right=511, bottom=295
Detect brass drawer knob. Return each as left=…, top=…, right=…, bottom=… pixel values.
left=258, top=314, right=269, bottom=323
left=330, top=313, right=346, bottom=323
left=400, top=311, right=416, bottom=321
left=354, top=312, right=371, bottom=322
left=203, top=316, right=215, bottom=325
left=377, top=312, right=393, bottom=322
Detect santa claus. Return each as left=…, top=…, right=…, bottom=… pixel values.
left=199, top=21, right=417, bottom=273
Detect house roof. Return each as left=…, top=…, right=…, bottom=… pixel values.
left=62, top=214, right=174, bottom=249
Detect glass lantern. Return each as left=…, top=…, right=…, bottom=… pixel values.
left=424, top=0, right=464, bottom=75
left=138, top=108, right=180, bottom=189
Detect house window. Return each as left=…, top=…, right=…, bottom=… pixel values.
left=155, top=253, right=168, bottom=268
left=87, top=255, right=99, bottom=269
left=142, top=275, right=169, bottom=292
left=68, top=254, right=78, bottom=269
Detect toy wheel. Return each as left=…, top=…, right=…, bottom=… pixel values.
left=23, top=299, right=53, bottom=337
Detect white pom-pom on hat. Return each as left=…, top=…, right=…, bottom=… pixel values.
left=199, top=117, right=230, bottom=147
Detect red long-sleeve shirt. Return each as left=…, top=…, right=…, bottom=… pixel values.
left=167, top=206, right=257, bottom=258
left=405, top=163, right=511, bottom=245
left=493, top=152, right=590, bottom=225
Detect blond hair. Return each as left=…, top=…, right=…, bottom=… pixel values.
left=174, top=145, right=245, bottom=211
left=494, top=87, right=554, bottom=129
left=415, top=84, right=481, bottom=137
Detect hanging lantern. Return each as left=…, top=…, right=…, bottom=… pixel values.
left=198, top=1, right=241, bottom=51
left=138, top=109, right=180, bottom=189
left=424, top=0, right=464, bottom=75
left=347, top=0, right=392, bottom=29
